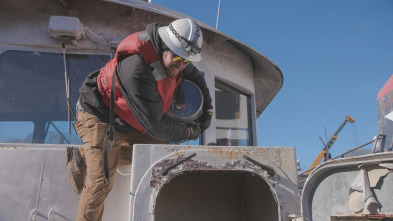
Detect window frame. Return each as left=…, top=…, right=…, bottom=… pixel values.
left=0, top=49, right=111, bottom=144
left=214, top=78, right=256, bottom=146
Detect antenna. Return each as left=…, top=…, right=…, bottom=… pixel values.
left=306, top=115, right=355, bottom=175
left=216, top=0, right=221, bottom=29
left=319, top=137, right=326, bottom=146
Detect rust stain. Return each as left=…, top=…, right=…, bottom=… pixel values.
left=149, top=157, right=179, bottom=189
left=181, top=159, right=213, bottom=171
left=206, top=148, right=250, bottom=160
left=207, top=149, right=224, bottom=159
left=331, top=214, right=393, bottom=220
left=150, top=153, right=273, bottom=190
left=362, top=214, right=393, bottom=219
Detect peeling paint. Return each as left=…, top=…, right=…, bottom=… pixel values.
left=149, top=155, right=278, bottom=190
left=206, top=148, right=249, bottom=160
left=348, top=163, right=393, bottom=214
left=149, top=157, right=177, bottom=189
left=330, top=213, right=393, bottom=220
left=302, top=152, right=393, bottom=221
left=131, top=145, right=299, bottom=221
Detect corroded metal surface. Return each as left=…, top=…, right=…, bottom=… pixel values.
left=130, top=144, right=299, bottom=221
left=301, top=152, right=393, bottom=221
left=331, top=214, right=393, bottom=220
left=0, top=0, right=286, bottom=220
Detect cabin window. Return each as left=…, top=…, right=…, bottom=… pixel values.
left=215, top=80, right=253, bottom=146
left=0, top=50, right=110, bottom=144
left=0, top=121, right=34, bottom=143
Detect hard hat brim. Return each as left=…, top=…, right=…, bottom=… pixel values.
left=158, top=26, right=201, bottom=62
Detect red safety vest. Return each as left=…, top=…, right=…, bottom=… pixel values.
left=97, top=31, right=182, bottom=132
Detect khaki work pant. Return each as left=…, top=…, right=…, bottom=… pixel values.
left=74, top=111, right=162, bottom=221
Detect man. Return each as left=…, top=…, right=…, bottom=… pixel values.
left=67, top=18, right=213, bottom=220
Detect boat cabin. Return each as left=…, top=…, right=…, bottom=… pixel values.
left=0, top=1, right=302, bottom=221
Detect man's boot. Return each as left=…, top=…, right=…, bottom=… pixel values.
left=66, top=147, right=86, bottom=194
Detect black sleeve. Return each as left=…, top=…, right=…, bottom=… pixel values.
left=116, top=55, right=189, bottom=142
left=183, top=64, right=213, bottom=111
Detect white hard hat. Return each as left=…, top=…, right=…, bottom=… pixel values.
left=158, top=18, right=203, bottom=62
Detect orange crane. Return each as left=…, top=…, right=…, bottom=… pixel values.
left=305, top=115, right=355, bottom=175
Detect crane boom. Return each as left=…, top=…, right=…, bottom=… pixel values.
left=306, top=115, right=355, bottom=175
left=323, top=115, right=355, bottom=155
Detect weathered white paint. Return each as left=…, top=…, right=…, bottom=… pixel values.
left=0, top=0, right=287, bottom=220
left=130, top=144, right=300, bottom=221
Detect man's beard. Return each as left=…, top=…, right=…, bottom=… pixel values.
left=165, top=65, right=181, bottom=78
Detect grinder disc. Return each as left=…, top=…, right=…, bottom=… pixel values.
left=167, top=79, right=203, bottom=123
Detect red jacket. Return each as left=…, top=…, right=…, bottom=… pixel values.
left=97, top=31, right=182, bottom=133
left=78, top=23, right=212, bottom=142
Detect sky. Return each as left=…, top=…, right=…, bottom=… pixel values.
left=153, top=0, right=393, bottom=170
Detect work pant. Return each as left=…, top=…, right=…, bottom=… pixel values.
left=74, top=111, right=162, bottom=221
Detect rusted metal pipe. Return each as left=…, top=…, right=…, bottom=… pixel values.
left=243, top=155, right=275, bottom=176
left=160, top=153, right=197, bottom=176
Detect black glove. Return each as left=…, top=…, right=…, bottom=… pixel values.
left=187, top=123, right=201, bottom=140
left=197, top=111, right=213, bottom=133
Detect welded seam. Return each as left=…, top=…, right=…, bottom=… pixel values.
left=31, top=151, right=47, bottom=220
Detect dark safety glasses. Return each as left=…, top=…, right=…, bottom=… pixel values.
left=169, top=50, right=191, bottom=65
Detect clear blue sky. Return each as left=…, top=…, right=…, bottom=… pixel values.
left=153, top=0, right=393, bottom=169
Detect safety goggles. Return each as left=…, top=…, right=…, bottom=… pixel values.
left=169, top=50, right=191, bottom=65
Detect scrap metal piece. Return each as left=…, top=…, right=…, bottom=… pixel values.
left=331, top=214, right=393, bottom=220
left=361, top=167, right=379, bottom=214
left=243, top=155, right=275, bottom=176
left=160, top=153, right=197, bottom=176
left=349, top=163, right=383, bottom=214
left=380, top=163, right=393, bottom=170
left=348, top=190, right=363, bottom=213
left=348, top=163, right=390, bottom=214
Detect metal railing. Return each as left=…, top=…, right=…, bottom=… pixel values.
left=299, top=134, right=388, bottom=176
